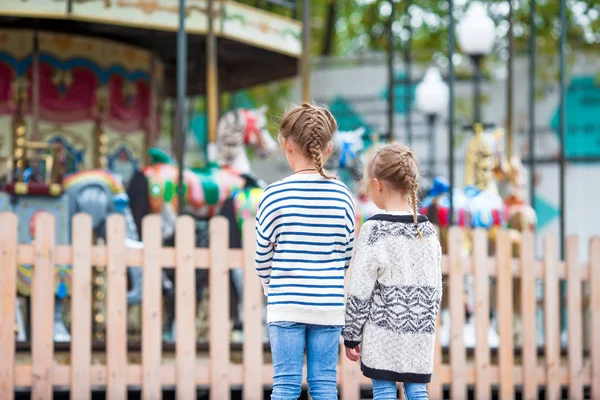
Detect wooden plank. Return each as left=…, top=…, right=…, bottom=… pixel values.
left=0, top=212, right=18, bottom=400
left=9, top=359, right=598, bottom=389
left=472, top=229, right=490, bottom=400
left=566, top=236, right=583, bottom=400
left=544, top=235, right=561, bottom=400
left=142, top=215, right=163, bottom=400
left=427, top=313, right=443, bottom=400
left=520, top=231, right=538, bottom=400
left=341, top=262, right=360, bottom=400
left=106, top=214, right=127, bottom=399
left=448, top=226, right=466, bottom=400
left=175, top=216, right=196, bottom=399
left=209, top=217, right=230, bottom=399
left=496, top=229, right=514, bottom=399
left=242, top=220, right=263, bottom=400
left=590, top=237, right=600, bottom=400
left=31, top=212, right=55, bottom=400
left=70, top=214, right=93, bottom=399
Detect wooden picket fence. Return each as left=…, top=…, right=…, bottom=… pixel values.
left=0, top=210, right=599, bottom=400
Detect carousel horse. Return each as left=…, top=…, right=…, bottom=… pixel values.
left=421, top=125, right=508, bottom=348
left=127, top=106, right=277, bottom=341
left=12, top=169, right=167, bottom=342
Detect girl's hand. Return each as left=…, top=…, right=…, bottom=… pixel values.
left=345, top=345, right=361, bottom=362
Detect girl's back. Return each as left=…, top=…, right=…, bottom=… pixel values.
left=256, top=103, right=354, bottom=400
left=256, top=173, right=354, bottom=325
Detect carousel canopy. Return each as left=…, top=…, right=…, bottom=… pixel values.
left=0, top=17, right=298, bottom=97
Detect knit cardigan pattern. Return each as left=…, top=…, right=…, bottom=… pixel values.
left=342, top=214, right=442, bottom=383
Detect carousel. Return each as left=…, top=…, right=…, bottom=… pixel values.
left=0, top=0, right=305, bottom=350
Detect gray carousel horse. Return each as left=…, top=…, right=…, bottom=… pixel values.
left=9, top=169, right=172, bottom=342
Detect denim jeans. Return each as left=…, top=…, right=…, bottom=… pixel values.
left=372, top=379, right=429, bottom=400
left=268, top=321, right=342, bottom=400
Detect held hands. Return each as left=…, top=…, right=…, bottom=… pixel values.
left=345, top=345, right=361, bottom=362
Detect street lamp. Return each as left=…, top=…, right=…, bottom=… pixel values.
left=415, top=67, right=449, bottom=179
left=457, top=1, right=496, bottom=124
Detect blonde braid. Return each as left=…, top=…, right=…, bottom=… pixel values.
left=308, top=109, right=334, bottom=179
left=412, top=184, right=424, bottom=241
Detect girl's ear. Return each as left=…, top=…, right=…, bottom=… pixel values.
left=374, top=178, right=384, bottom=192
left=324, top=141, right=333, bottom=157
left=282, top=137, right=293, bottom=154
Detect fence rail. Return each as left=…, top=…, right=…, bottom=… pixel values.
left=0, top=211, right=599, bottom=399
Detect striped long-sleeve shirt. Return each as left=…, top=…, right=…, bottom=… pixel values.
left=255, top=173, right=356, bottom=326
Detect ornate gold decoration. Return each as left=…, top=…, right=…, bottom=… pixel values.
left=51, top=69, right=74, bottom=96
left=92, top=236, right=107, bottom=339
left=11, top=77, right=29, bottom=104
left=464, top=123, right=496, bottom=192
left=122, top=81, right=137, bottom=106
left=14, top=182, right=28, bottom=194
left=115, top=0, right=216, bottom=17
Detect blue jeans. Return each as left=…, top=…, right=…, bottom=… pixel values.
left=372, top=379, right=428, bottom=400
left=268, top=321, right=342, bottom=400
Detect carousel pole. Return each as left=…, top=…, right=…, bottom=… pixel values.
left=301, top=0, right=311, bottom=103
left=558, top=0, right=567, bottom=336
left=528, top=0, right=536, bottom=208
left=506, top=0, right=514, bottom=160
left=404, top=0, right=412, bottom=146
left=147, top=54, right=158, bottom=166
left=32, top=31, right=40, bottom=141
left=447, top=0, right=455, bottom=225
left=386, top=0, right=395, bottom=142
left=558, top=0, right=566, bottom=258
left=176, top=0, right=187, bottom=213
left=206, top=0, right=219, bottom=151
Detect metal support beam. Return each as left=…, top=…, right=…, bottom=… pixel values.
left=558, top=0, right=566, bottom=257
left=528, top=0, right=536, bottom=209
left=404, top=0, right=412, bottom=146
left=207, top=0, right=219, bottom=145
left=176, top=0, right=187, bottom=214
left=386, top=0, right=395, bottom=142
left=448, top=0, right=455, bottom=225
left=506, top=0, right=514, bottom=160
left=301, top=0, right=311, bottom=103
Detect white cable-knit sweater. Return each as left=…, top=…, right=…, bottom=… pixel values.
left=254, top=174, right=355, bottom=326
left=343, top=213, right=442, bottom=383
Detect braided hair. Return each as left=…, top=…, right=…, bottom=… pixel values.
left=278, top=103, right=337, bottom=179
left=362, top=144, right=423, bottom=240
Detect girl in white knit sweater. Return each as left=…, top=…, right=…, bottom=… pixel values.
left=343, top=144, right=442, bottom=400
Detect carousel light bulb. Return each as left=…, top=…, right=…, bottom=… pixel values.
left=415, top=67, right=449, bottom=116
left=457, top=1, right=496, bottom=57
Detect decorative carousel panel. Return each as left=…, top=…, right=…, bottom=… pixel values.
left=39, top=124, right=91, bottom=171
left=0, top=30, right=34, bottom=117
left=0, top=0, right=67, bottom=16
left=13, top=194, right=70, bottom=297
left=68, top=0, right=301, bottom=57
left=221, top=2, right=302, bottom=57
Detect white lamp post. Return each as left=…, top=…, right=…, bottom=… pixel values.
left=415, top=67, right=449, bottom=178
left=457, top=1, right=496, bottom=124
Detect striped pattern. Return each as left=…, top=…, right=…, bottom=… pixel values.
left=255, top=174, right=355, bottom=326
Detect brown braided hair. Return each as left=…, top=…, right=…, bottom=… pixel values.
left=278, top=103, right=337, bottom=179
left=362, top=144, right=424, bottom=240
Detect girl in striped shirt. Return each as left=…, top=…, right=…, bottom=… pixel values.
left=255, top=103, right=355, bottom=399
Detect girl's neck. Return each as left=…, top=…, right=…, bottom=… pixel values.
left=382, top=198, right=412, bottom=214
left=290, top=158, right=317, bottom=174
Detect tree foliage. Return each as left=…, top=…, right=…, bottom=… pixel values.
left=311, top=0, right=599, bottom=63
